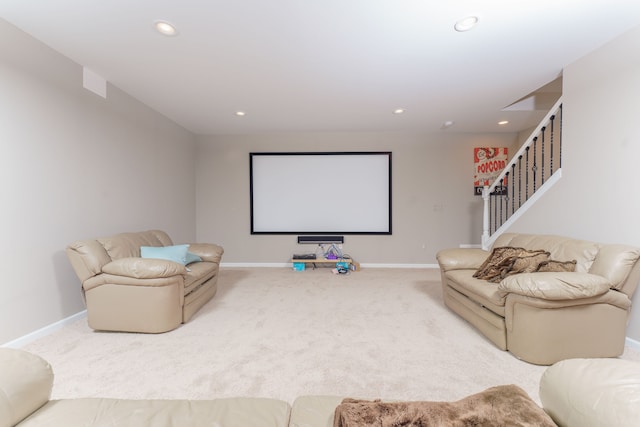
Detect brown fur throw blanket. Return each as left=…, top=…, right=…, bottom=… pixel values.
left=333, top=385, right=556, bottom=427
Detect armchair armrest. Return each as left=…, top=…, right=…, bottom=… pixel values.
left=498, top=272, right=611, bottom=300
left=0, top=349, right=53, bottom=427
left=436, top=248, right=488, bottom=272
left=188, top=243, right=224, bottom=263
left=102, top=257, right=187, bottom=279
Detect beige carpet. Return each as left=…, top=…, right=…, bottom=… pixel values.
left=22, top=267, right=640, bottom=405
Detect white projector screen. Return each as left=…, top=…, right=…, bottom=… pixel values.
left=250, top=152, right=392, bottom=234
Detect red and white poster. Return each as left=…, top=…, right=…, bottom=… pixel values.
left=474, top=147, right=508, bottom=195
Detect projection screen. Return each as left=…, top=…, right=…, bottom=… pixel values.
left=250, top=152, right=392, bottom=234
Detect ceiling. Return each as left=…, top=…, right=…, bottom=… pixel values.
left=2, top=0, right=640, bottom=135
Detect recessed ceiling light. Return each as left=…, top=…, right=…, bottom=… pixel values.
left=498, top=120, right=509, bottom=125
left=441, top=120, right=455, bottom=129
left=235, top=111, right=246, bottom=117
left=154, top=20, right=178, bottom=36
left=454, top=16, right=479, bottom=32
left=393, top=108, right=406, bottom=114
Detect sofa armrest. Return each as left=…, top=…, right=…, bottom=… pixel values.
left=102, top=257, right=187, bottom=279
left=436, top=248, right=488, bottom=272
left=498, top=272, right=611, bottom=300
left=540, top=358, right=640, bottom=427
left=188, top=243, right=224, bottom=263
left=0, top=349, right=53, bottom=427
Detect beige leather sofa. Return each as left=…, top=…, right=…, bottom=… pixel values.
left=436, top=233, right=640, bottom=365
left=0, top=348, right=290, bottom=427
left=540, top=357, right=640, bottom=427
left=66, top=230, right=223, bottom=333
left=10, top=347, right=639, bottom=427
left=2, top=348, right=556, bottom=427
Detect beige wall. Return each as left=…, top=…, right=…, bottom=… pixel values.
left=195, top=132, right=517, bottom=265
left=6, top=14, right=639, bottom=345
left=0, top=19, right=197, bottom=344
left=507, top=24, right=640, bottom=341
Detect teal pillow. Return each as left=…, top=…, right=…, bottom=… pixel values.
left=140, top=244, right=189, bottom=265
left=185, top=251, right=202, bottom=265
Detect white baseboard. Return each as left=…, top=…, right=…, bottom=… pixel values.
left=626, top=337, right=640, bottom=351
left=221, top=262, right=439, bottom=269
left=360, top=263, right=439, bottom=269
left=221, top=262, right=290, bottom=268
left=2, top=310, right=87, bottom=349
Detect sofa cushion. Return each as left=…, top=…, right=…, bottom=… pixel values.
left=495, top=233, right=599, bottom=272
left=0, top=349, right=53, bottom=427
left=498, top=272, right=611, bottom=300
left=16, top=397, right=291, bottom=427
left=98, top=230, right=173, bottom=260
left=445, top=270, right=506, bottom=315
left=102, top=258, right=187, bottom=279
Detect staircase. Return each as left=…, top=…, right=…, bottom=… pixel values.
left=481, top=97, right=564, bottom=250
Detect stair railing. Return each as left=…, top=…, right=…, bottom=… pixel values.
left=481, top=97, right=563, bottom=250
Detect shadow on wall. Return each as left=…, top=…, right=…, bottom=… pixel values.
left=52, top=250, right=85, bottom=314
left=469, top=199, right=484, bottom=245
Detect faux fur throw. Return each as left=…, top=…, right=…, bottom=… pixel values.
left=474, top=247, right=550, bottom=282
left=333, top=385, right=557, bottom=427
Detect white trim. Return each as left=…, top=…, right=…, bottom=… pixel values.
left=221, top=262, right=289, bottom=268
left=2, top=310, right=87, bottom=349
left=485, top=98, right=563, bottom=196
left=626, top=337, right=640, bottom=352
left=360, top=263, right=439, bottom=269
left=222, top=262, right=439, bottom=269
left=484, top=168, right=562, bottom=249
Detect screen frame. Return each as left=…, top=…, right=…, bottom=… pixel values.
left=249, top=151, right=392, bottom=235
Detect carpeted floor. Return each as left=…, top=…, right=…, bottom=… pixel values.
left=21, top=267, right=640, bottom=405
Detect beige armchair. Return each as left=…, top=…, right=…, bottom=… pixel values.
left=66, top=230, right=223, bottom=333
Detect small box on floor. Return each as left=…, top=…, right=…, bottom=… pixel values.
left=292, top=262, right=306, bottom=271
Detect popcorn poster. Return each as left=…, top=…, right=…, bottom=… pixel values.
left=474, top=147, right=508, bottom=195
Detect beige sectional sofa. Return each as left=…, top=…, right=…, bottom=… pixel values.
left=436, top=233, right=640, bottom=365
left=4, top=348, right=640, bottom=427
left=66, top=230, right=223, bottom=333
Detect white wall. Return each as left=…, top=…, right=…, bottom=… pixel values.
left=195, top=132, right=517, bottom=264
left=506, top=25, right=640, bottom=341
left=0, top=19, right=197, bottom=344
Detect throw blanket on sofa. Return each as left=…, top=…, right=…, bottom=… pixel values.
left=333, top=385, right=556, bottom=427
left=473, top=246, right=576, bottom=283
